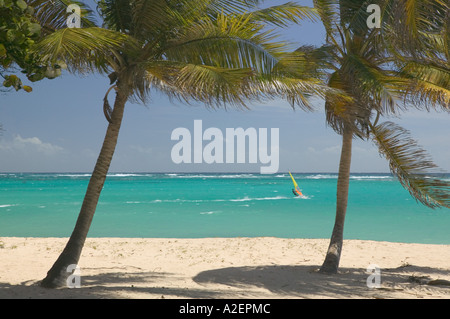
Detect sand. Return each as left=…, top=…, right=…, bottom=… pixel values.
left=0, top=237, right=449, bottom=299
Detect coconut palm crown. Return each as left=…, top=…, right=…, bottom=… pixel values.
left=304, top=0, right=450, bottom=273
left=29, top=0, right=326, bottom=288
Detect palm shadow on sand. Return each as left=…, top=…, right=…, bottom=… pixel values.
left=1, top=264, right=449, bottom=299
left=192, top=264, right=450, bottom=298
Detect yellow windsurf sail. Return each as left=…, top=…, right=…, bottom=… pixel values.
left=289, top=171, right=302, bottom=196
left=289, top=171, right=298, bottom=188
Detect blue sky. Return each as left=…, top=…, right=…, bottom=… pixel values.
left=0, top=0, right=449, bottom=173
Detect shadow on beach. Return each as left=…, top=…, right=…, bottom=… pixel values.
left=1, top=264, right=449, bottom=299
left=193, top=264, right=450, bottom=298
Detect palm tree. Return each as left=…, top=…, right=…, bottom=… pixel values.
left=30, top=0, right=322, bottom=288
left=297, top=0, right=450, bottom=273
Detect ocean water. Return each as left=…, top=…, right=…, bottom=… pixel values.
left=0, top=172, right=449, bottom=244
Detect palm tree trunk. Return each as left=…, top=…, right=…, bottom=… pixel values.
left=41, top=87, right=128, bottom=288
left=319, top=125, right=353, bottom=274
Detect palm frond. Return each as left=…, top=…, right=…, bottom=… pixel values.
left=399, top=59, right=450, bottom=110
left=313, top=0, right=339, bottom=35
left=143, top=60, right=255, bottom=108
left=173, top=64, right=255, bottom=108
left=201, top=0, right=262, bottom=14
left=295, top=44, right=337, bottom=68
left=341, top=53, right=405, bottom=115
left=27, top=0, right=97, bottom=33
left=255, top=75, right=340, bottom=111
left=324, top=68, right=375, bottom=138
left=97, top=0, right=132, bottom=32
left=130, top=0, right=173, bottom=37
left=178, top=0, right=261, bottom=22
left=164, top=12, right=286, bottom=74
left=110, top=0, right=192, bottom=36
left=265, top=47, right=343, bottom=110
left=382, top=0, right=449, bottom=58
left=272, top=48, right=329, bottom=81
left=371, top=121, right=450, bottom=208
left=241, top=2, right=319, bottom=27
left=33, top=27, right=133, bottom=74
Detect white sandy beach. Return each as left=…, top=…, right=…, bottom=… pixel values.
left=0, top=237, right=449, bottom=299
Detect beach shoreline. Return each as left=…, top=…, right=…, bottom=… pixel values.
left=1, top=237, right=449, bottom=299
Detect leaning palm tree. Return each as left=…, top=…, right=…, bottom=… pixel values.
left=30, top=0, right=322, bottom=288
left=302, top=0, right=450, bottom=273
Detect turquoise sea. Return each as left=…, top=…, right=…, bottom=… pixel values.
left=0, top=172, right=449, bottom=244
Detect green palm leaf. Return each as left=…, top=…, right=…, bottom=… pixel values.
left=100, top=0, right=183, bottom=35
left=27, top=0, right=97, bottom=32
left=196, top=0, right=278, bottom=17
left=97, top=0, right=132, bottom=32
left=34, top=27, right=132, bottom=73
left=266, top=48, right=346, bottom=111
left=399, top=59, right=450, bottom=109
left=341, top=54, right=398, bottom=113
left=241, top=2, right=319, bottom=27
left=371, top=121, right=450, bottom=208
left=258, top=75, right=337, bottom=111
left=312, top=0, right=339, bottom=35
left=140, top=60, right=256, bottom=107
left=173, top=64, right=255, bottom=108
left=382, top=0, right=448, bottom=57
left=164, top=12, right=286, bottom=73
left=130, top=0, right=172, bottom=36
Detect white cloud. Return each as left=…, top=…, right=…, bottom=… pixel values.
left=0, top=135, right=64, bottom=155
left=0, top=135, right=69, bottom=172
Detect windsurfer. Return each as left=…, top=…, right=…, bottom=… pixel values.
left=289, top=171, right=303, bottom=197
